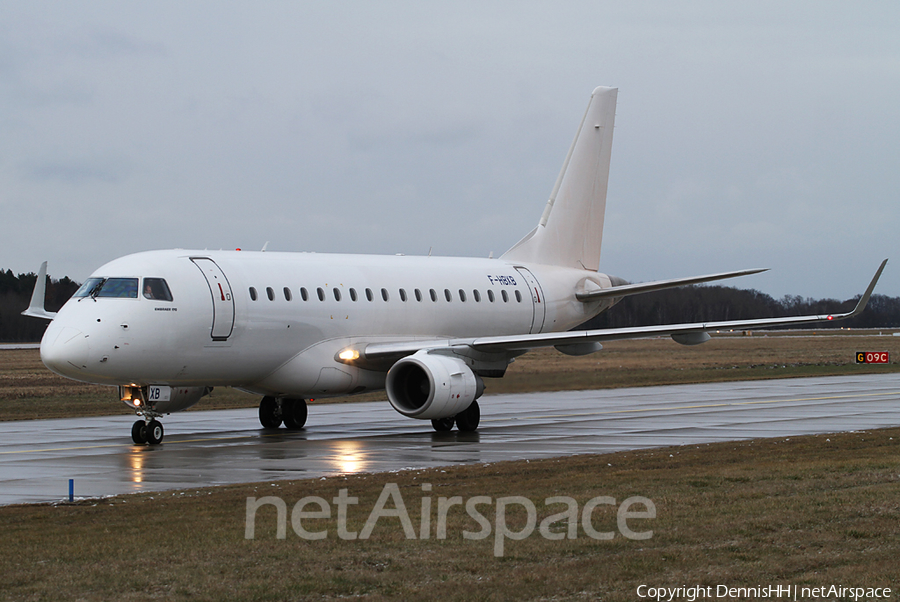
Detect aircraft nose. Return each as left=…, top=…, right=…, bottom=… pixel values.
left=41, top=325, right=91, bottom=378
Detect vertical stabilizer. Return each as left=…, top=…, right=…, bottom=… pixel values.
left=502, top=86, right=617, bottom=271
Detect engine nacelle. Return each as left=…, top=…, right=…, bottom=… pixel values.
left=119, top=385, right=211, bottom=414
left=385, top=351, right=483, bottom=420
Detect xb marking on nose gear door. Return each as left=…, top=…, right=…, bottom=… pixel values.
left=191, top=258, right=235, bottom=341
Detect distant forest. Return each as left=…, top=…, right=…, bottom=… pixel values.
left=1, top=268, right=898, bottom=342
left=1, top=270, right=81, bottom=342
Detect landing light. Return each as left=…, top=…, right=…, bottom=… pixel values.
left=133, top=399, right=141, bottom=407
left=339, top=349, right=360, bottom=361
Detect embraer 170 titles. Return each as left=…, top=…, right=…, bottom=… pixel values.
left=24, top=87, right=887, bottom=445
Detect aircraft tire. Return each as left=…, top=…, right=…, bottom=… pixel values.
left=455, top=400, right=480, bottom=432
left=146, top=420, right=164, bottom=445
left=259, top=396, right=282, bottom=429
left=131, top=420, right=148, bottom=444
left=431, top=417, right=455, bottom=432
left=283, top=398, right=308, bottom=430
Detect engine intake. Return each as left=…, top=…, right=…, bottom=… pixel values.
left=386, top=351, right=483, bottom=420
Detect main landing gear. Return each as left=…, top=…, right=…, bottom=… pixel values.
left=431, top=400, right=480, bottom=433
left=132, top=417, right=164, bottom=445
left=259, top=396, right=308, bottom=430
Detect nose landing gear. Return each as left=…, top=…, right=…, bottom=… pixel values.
left=131, top=417, right=164, bottom=444
left=120, top=385, right=167, bottom=445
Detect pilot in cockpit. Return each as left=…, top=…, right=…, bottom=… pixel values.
left=142, top=278, right=173, bottom=301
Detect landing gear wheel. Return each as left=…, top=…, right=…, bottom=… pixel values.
left=431, top=417, right=455, bottom=432
left=259, top=396, right=282, bottom=429
left=282, top=398, right=308, bottom=430
left=145, top=420, right=164, bottom=445
left=455, top=400, right=480, bottom=432
left=131, top=420, right=148, bottom=444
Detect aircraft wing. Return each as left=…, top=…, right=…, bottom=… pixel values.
left=576, top=268, right=768, bottom=301
left=357, top=259, right=887, bottom=362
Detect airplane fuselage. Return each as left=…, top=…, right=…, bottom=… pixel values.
left=41, top=250, right=614, bottom=398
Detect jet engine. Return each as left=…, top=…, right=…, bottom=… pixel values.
left=385, top=351, right=484, bottom=420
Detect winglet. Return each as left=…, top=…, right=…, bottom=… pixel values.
left=837, top=258, right=888, bottom=319
left=21, top=261, right=57, bottom=320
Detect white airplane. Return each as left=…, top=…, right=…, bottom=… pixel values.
left=24, top=87, right=887, bottom=445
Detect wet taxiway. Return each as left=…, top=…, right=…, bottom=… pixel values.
left=1, top=373, right=899, bottom=505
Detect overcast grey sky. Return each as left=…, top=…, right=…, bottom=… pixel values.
left=2, top=1, right=898, bottom=300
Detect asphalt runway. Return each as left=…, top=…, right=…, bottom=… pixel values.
left=2, top=373, right=899, bottom=505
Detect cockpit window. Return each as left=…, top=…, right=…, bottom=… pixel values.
left=96, top=278, right=139, bottom=298
left=73, top=278, right=105, bottom=298
left=73, top=277, right=139, bottom=299
left=142, top=278, right=173, bottom=301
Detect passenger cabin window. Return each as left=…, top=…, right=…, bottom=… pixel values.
left=350, top=288, right=358, bottom=302
left=283, top=287, right=292, bottom=301
left=249, top=287, right=258, bottom=301
left=366, top=288, right=374, bottom=302
left=333, top=288, right=342, bottom=301
left=300, top=287, right=309, bottom=301
left=430, top=289, right=437, bottom=302
left=74, top=278, right=139, bottom=299
left=515, top=290, right=523, bottom=303
left=487, top=290, right=495, bottom=303
left=415, top=289, right=422, bottom=302
left=473, top=290, right=481, bottom=302
left=458, top=289, right=466, bottom=302
left=399, top=289, right=407, bottom=302
left=143, top=278, right=173, bottom=301
left=444, top=289, right=452, bottom=302
left=317, top=287, right=325, bottom=301
left=501, top=290, right=509, bottom=303
left=381, top=288, right=389, bottom=302
left=266, top=287, right=275, bottom=301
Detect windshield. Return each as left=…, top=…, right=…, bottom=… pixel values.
left=97, top=278, right=138, bottom=298
left=73, top=278, right=139, bottom=299
left=73, top=278, right=104, bottom=298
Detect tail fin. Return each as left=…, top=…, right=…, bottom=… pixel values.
left=502, top=86, right=617, bottom=271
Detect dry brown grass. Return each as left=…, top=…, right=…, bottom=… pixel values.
left=2, top=332, right=898, bottom=420
left=1, top=427, right=897, bottom=601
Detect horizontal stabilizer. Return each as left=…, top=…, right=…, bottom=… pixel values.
left=576, top=268, right=768, bottom=301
